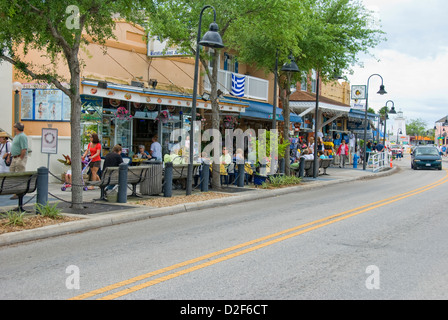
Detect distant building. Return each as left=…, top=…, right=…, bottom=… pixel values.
left=392, top=110, right=407, bottom=144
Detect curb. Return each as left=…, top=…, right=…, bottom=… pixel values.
left=0, top=167, right=397, bottom=247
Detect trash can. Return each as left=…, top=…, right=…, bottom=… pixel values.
left=140, top=161, right=163, bottom=195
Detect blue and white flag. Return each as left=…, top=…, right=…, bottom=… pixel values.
left=231, top=73, right=245, bottom=97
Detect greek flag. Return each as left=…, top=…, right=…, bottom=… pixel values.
left=231, top=73, right=245, bottom=97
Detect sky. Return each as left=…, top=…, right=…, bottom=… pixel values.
left=346, top=0, right=448, bottom=130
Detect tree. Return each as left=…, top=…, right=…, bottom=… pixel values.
left=407, top=118, right=427, bottom=139
left=221, top=0, right=309, bottom=175
left=226, top=0, right=384, bottom=175
left=0, top=0, right=149, bottom=209
left=295, top=0, right=385, bottom=175
left=145, top=0, right=288, bottom=188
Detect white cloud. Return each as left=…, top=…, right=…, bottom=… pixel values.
left=347, top=0, right=448, bottom=129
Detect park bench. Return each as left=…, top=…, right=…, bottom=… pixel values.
left=291, top=158, right=333, bottom=177
left=86, top=165, right=150, bottom=201
left=0, top=171, right=38, bottom=212
left=320, top=158, right=333, bottom=175
left=163, top=163, right=201, bottom=189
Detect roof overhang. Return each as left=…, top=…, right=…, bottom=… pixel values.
left=289, top=101, right=350, bottom=117
left=81, top=80, right=248, bottom=113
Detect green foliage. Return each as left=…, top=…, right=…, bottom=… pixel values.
left=260, top=175, right=302, bottom=189
left=297, top=0, right=386, bottom=79
left=1, top=210, right=25, bottom=226
left=406, top=118, right=428, bottom=137
left=35, top=202, right=62, bottom=219
left=255, top=130, right=290, bottom=163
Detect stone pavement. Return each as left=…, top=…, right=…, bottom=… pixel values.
left=0, top=162, right=400, bottom=247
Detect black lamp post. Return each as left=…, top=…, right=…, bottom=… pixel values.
left=272, top=53, right=300, bottom=131
left=383, top=100, right=396, bottom=145
left=12, top=82, right=23, bottom=130
left=396, top=128, right=402, bottom=144
left=186, top=5, right=224, bottom=196
left=363, top=74, right=387, bottom=170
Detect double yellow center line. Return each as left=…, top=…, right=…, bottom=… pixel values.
left=70, top=170, right=448, bottom=300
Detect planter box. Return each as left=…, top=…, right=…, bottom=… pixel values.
left=253, top=174, right=268, bottom=186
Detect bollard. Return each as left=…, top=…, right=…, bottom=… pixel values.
left=298, top=157, right=305, bottom=177
left=164, top=162, right=173, bottom=197
left=36, top=166, right=49, bottom=207
left=237, top=163, right=245, bottom=187
left=279, top=158, right=285, bottom=174
left=117, top=163, right=128, bottom=203
left=201, top=163, right=210, bottom=192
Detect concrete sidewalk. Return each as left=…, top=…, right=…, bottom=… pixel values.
left=0, top=163, right=398, bottom=247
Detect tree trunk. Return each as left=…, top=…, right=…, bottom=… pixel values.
left=69, top=58, right=84, bottom=210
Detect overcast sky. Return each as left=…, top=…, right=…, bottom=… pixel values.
left=346, top=0, right=448, bottom=130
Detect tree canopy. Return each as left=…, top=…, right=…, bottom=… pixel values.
left=0, top=0, right=150, bottom=208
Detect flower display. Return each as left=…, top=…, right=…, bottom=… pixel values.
left=223, top=115, right=238, bottom=128
left=115, top=106, right=132, bottom=120
left=155, top=110, right=171, bottom=123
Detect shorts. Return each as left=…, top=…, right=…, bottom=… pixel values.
left=89, top=160, right=101, bottom=168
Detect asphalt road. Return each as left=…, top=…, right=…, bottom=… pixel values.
left=1, top=156, right=447, bottom=303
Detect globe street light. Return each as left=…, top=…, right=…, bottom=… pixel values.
left=186, top=5, right=224, bottom=196
left=363, top=74, right=387, bottom=170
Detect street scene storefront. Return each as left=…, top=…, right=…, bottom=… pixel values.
left=80, top=80, right=249, bottom=158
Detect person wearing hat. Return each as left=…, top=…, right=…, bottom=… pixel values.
left=9, top=123, right=28, bottom=199
left=0, top=131, right=12, bottom=173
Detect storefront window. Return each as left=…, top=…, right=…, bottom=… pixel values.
left=116, top=118, right=132, bottom=156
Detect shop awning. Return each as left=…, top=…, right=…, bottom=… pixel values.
left=348, top=109, right=378, bottom=121
left=81, top=80, right=248, bottom=113
left=242, top=100, right=302, bottom=123
left=290, top=101, right=350, bottom=116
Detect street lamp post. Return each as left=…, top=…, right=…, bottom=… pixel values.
left=363, top=74, right=387, bottom=170
left=396, top=128, right=402, bottom=144
left=186, top=5, right=224, bottom=196
left=383, top=100, right=396, bottom=145
left=272, top=52, right=300, bottom=130
left=272, top=50, right=279, bottom=130
left=12, top=82, right=23, bottom=130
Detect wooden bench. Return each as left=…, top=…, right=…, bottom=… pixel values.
left=87, top=165, right=150, bottom=201
left=0, top=171, right=38, bottom=212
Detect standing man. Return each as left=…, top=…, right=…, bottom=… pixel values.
left=10, top=122, right=28, bottom=173
left=10, top=122, right=28, bottom=199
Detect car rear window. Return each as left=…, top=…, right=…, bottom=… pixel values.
left=415, top=148, right=439, bottom=156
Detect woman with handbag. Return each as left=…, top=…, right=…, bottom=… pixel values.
left=0, top=131, right=12, bottom=173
